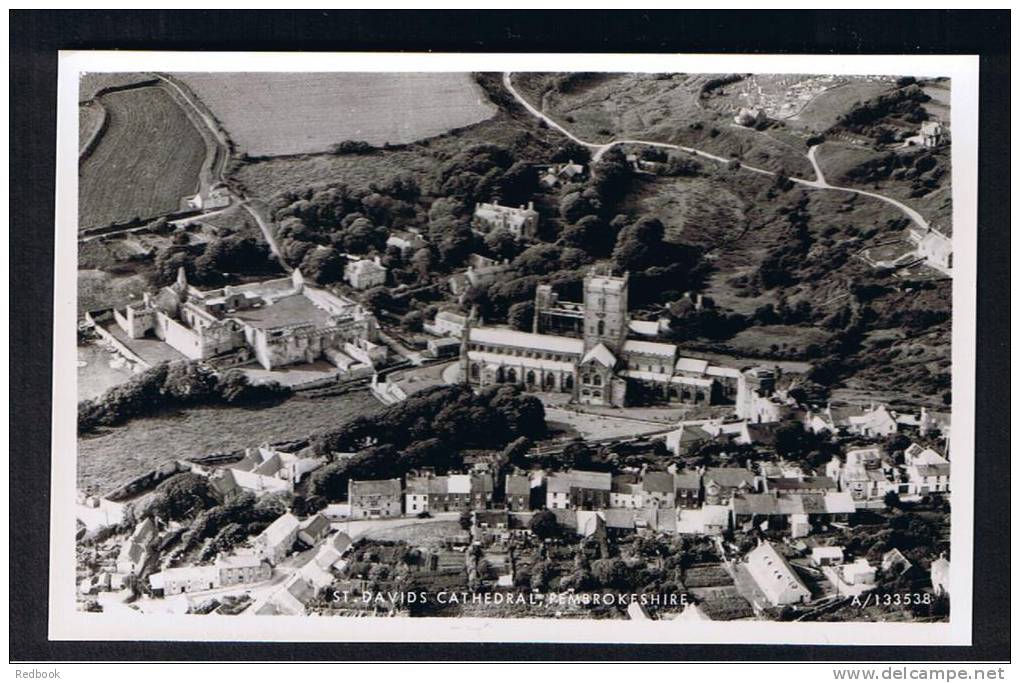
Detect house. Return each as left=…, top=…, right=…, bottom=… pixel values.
left=404, top=473, right=494, bottom=513
left=664, top=423, right=713, bottom=456
left=763, top=475, right=838, bottom=496
left=745, top=541, right=811, bottom=607
left=539, top=160, right=586, bottom=188
left=840, top=558, right=877, bottom=586
left=904, top=120, right=945, bottom=148
left=909, top=227, right=952, bottom=274
left=676, top=505, right=730, bottom=536
left=148, top=565, right=219, bottom=595
left=257, top=575, right=316, bottom=616
left=610, top=474, right=643, bottom=509
left=148, top=553, right=272, bottom=596
left=641, top=470, right=676, bottom=509
left=385, top=229, right=427, bottom=256
left=546, top=470, right=612, bottom=511
left=297, top=513, right=332, bottom=546
left=881, top=548, right=914, bottom=576
left=731, top=492, right=855, bottom=538
left=504, top=473, right=531, bottom=511
left=115, top=518, right=157, bottom=575
left=312, top=531, right=353, bottom=571
left=213, top=445, right=325, bottom=496
left=702, top=467, right=759, bottom=506
left=344, top=256, right=388, bottom=290
left=448, top=255, right=513, bottom=296
left=900, top=442, right=951, bottom=496
left=829, top=449, right=902, bottom=508
left=425, top=336, right=462, bottom=359
left=811, top=546, right=845, bottom=567
left=473, top=510, right=510, bottom=530
left=423, top=310, right=471, bottom=338
left=349, top=478, right=403, bottom=518
left=215, top=553, right=272, bottom=588
left=254, top=512, right=301, bottom=564
left=930, top=556, right=950, bottom=595
left=472, top=201, right=539, bottom=240
left=808, top=403, right=900, bottom=437
left=673, top=471, right=701, bottom=509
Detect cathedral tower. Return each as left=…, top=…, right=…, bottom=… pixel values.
left=582, top=266, right=629, bottom=354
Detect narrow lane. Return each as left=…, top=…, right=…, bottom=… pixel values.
left=504, top=72, right=933, bottom=233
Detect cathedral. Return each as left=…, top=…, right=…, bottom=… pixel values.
left=459, top=266, right=741, bottom=407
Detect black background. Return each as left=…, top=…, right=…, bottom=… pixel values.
left=10, top=9, right=1010, bottom=662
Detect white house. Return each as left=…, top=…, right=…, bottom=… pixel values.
left=344, top=256, right=388, bottom=290
left=745, top=541, right=812, bottom=607
left=254, top=512, right=301, bottom=564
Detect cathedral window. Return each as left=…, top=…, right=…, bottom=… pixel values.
left=597, top=320, right=605, bottom=336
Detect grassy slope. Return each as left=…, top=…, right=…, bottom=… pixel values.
left=176, top=72, right=496, bottom=156
left=78, top=86, right=206, bottom=229
left=787, top=80, right=895, bottom=133
left=233, top=103, right=564, bottom=202
left=77, top=389, right=381, bottom=494
left=814, top=141, right=953, bottom=233
left=512, top=72, right=815, bottom=177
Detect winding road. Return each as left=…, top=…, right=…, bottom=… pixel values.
left=503, top=72, right=932, bottom=233
left=155, top=73, right=288, bottom=268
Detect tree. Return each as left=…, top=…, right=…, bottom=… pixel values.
left=507, top=301, right=534, bottom=332
left=529, top=509, right=559, bottom=540
left=459, top=510, right=473, bottom=531
left=591, top=558, right=628, bottom=589
left=362, top=286, right=392, bottom=313
left=400, top=310, right=424, bottom=332
left=300, top=246, right=345, bottom=284
left=149, top=473, right=216, bottom=522
left=161, top=361, right=217, bottom=403
left=530, top=560, right=553, bottom=591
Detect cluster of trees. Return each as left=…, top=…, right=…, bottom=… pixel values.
left=78, top=361, right=289, bottom=434
left=304, top=384, right=546, bottom=502
left=157, top=488, right=292, bottom=564
left=754, top=193, right=814, bottom=290
left=842, top=147, right=947, bottom=198
left=150, top=234, right=278, bottom=288
left=836, top=84, right=932, bottom=134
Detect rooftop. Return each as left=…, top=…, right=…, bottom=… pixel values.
left=469, top=327, right=583, bottom=355
left=231, top=293, right=333, bottom=331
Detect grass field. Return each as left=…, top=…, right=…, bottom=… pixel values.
left=77, top=388, right=381, bottom=494
left=78, top=101, right=105, bottom=153
left=365, top=521, right=462, bottom=545
left=726, top=324, right=832, bottom=356
left=622, top=174, right=750, bottom=248
left=511, top=72, right=814, bottom=176
left=178, top=72, right=496, bottom=157
left=813, top=141, right=953, bottom=232
left=233, top=106, right=562, bottom=202
left=78, top=85, right=206, bottom=229
left=235, top=148, right=435, bottom=201
left=78, top=269, right=150, bottom=316
left=79, top=72, right=156, bottom=101
left=787, top=79, right=895, bottom=133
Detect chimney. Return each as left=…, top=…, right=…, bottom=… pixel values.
left=528, top=201, right=535, bottom=211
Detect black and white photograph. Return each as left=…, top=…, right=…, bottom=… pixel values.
left=48, top=50, right=981, bottom=646
left=9, top=10, right=1010, bottom=669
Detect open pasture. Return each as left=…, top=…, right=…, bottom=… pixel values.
left=177, top=72, right=496, bottom=156
left=78, top=85, right=206, bottom=230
